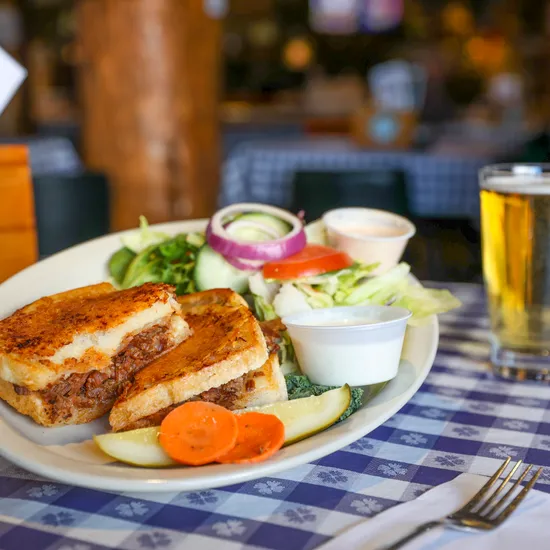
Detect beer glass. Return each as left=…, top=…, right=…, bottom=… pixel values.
left=480, top=164, right=550, bottom=380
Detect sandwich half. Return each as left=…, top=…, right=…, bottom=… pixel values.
left=0, top=282, right=191, bottom=426
left=177, top=287, right=248, bottom=313
left=110, top=289, right=288, bottom=432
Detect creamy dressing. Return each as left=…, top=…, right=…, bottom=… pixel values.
left=338, top=224, right=407, bottom=238
left=283, top=305, right=412, bottom=387
left=322, top=207, right=416, bottom=275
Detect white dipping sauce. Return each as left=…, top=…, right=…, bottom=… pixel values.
left=283, top=306, right=412, bottom=387
left=322, top=208, right=416, bottom=276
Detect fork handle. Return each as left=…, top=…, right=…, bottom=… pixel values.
left=382, top=521, right=442, bottom=550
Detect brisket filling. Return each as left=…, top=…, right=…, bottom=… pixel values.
left=259, top=319, right=286, bottom=355
left=120, top=321, right=284, bottom=432
left=13, top=324, right=172, bottom=421
left=122, top=374, right=253, bottom=431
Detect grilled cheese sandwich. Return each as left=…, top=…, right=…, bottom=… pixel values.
left=0, top=282, right=191, bottom=426
left=109, top=289, right=287, bottom=432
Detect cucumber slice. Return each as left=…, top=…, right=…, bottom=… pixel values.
left=304, top=219, right=328, bottom=245
left=234, top=212, right=292, bottom=237
left=94, top=427, right=176, bottom=468
left=225, top=220, right=277, bottom=242
left=93, top=386, right=352, bottom=467
left=237, top=385, right=352, bottom=445
left=194, top=245, right=250, bottom=293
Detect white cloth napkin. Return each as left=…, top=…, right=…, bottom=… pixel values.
left=318, top=473, right=550, bottom=550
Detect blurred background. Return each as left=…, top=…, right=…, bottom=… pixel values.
left=1, top=0, right=550, bottom=283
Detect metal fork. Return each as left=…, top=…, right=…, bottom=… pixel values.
left=383, top=457, right=543, bottom=550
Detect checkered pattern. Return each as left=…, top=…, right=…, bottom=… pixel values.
left=2, top=283, right=550, bottom=550
left=219, top=139, right=490, bottom=218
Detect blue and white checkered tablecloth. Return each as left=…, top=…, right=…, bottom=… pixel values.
left=2, top=283, right=550, bottom=550
left=220, top=139, right=491, bottom=219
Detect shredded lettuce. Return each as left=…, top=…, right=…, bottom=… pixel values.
left=120, top=216, right=170, bottom=253
left=342, top=263, right=411, bottom=306
left=392, top=286, right=462, bottom=326
left=279, top=332, right=298, bottom=374
left=249, top=272, right=280, bottom=304
left=253, top=295, right=297, bottom=373
left=250, top=260, right=460, bottom=325
left=253, top=295, right=278, bottom=322
left=273, top=284, right=312, bottom=318
left=297, top=283, right=334, bottom=309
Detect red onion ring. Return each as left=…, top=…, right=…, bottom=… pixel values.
left=207, top=203, right=306, bottom=261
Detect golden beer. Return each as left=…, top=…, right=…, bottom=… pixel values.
left=480, top=165, right=550, bottom=377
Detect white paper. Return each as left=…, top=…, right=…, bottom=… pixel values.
left=318, top=473, right=550, bottom=549
left=0, top=46, right=26, bottom=115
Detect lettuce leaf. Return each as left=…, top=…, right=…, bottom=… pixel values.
left=121, top=216, right=170, bottom=253
left=253, top=295, right=278, bottom=322
left=297, top=283, right=334, bottom=309
left=341, top=263, right=411, bottom=306
left=392, top=286, right=462, bottom=326
left=253, top=261, right=460, bottom=324
left=273, top=284, right=312, bottom=318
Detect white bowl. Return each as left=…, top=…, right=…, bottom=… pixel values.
left=282, top=305, right=412, bottom=387
left=322, top=208, right=416, bottom=275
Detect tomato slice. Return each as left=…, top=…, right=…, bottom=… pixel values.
left=263, top=245, right=354, bottom=280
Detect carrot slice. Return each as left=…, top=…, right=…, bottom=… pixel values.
left=216, top=412, right=285, bottom=464
left=159, top=402, right=238, bottom=466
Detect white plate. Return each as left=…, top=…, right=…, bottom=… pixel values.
left=0, top=220, right=439, bottom=493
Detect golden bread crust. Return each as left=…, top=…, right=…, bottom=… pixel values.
left=0, top=282, right=176, bottom=357
left=0, top=282, right=186, bottom=390
left=177, top=288, right=248, bottom=313
left=116, top=352, right=287, bottom=431
left=232, top=352, right=288, bottom=409
left=109, top=303, right=268, bottom=431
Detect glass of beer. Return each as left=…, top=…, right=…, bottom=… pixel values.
left=480, top=164, right=550, bottom=381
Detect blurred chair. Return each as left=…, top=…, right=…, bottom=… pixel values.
left=290, top=169, right=410, bottom=223
left=33, top=172, right=110, bottom=257
left=496, top=132, right=550, bottom=164
left=0, top=145, right=38, bottom=282
left=408, top=217, right=482, bottom=283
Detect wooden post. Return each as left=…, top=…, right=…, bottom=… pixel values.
left=76, top=0, right=221, bottom=230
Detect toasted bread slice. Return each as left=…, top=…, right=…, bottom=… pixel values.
left=0, top=282, right=190, bottom=391
left=117, top=352, right=288, bottom=431
left=231, top=352, right=287, bottom=409
left=0, top=282, right=191, bottom=427
left=177, top=288, right=248, bottom=314
left=109, top=301, right=269, bottom=432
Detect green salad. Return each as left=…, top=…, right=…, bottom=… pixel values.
left=108, top=207, right=461, bottom=376
left=108, top=216, right=205, bottom=295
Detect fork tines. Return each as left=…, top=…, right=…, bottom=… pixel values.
left=462, top=457, right=543, bottom=525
